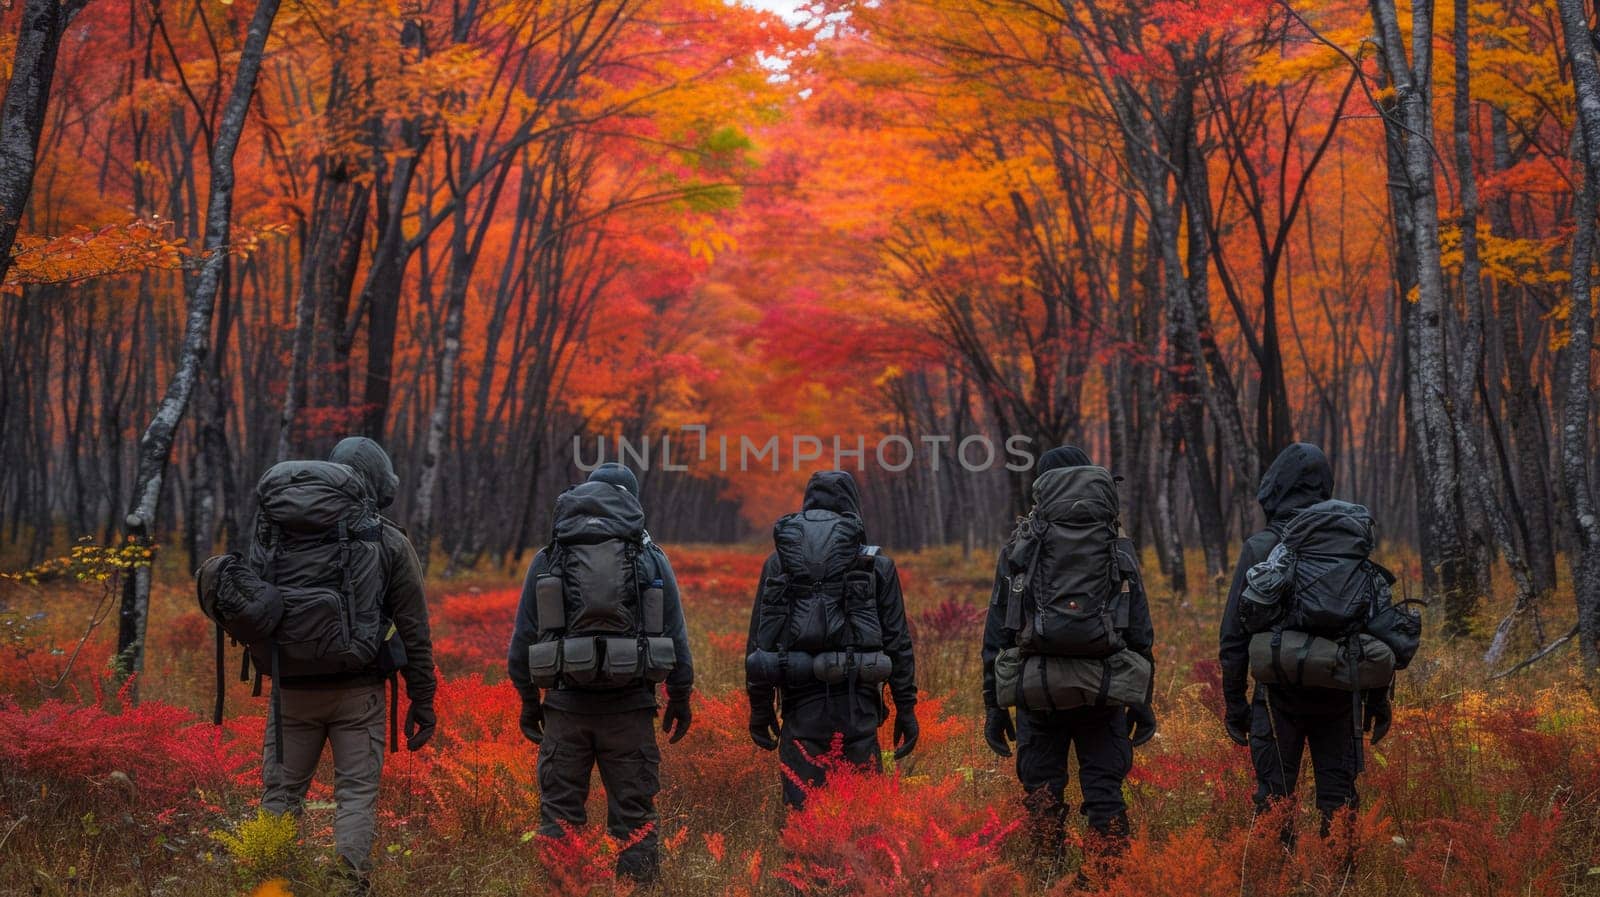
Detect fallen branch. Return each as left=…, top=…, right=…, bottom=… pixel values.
left=1488, top=625, right=1579, bottom=680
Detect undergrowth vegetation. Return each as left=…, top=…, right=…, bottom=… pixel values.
left=0, top=544, right=1596, bottom=895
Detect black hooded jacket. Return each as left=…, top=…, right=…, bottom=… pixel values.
left=1218, top=442, right=1336, bottom=716
left=745, top=471, right=917, bottom=738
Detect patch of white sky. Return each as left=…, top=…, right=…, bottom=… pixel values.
left=729, top=0, right=854, bottom=91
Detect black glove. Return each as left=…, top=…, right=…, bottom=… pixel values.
left=983, top=706, right=1015, bottom=757
left=1128, top=703, right=1158, bottom=748
left=1224, top=703, right=1250, bottom=747
left=749, top=701, right=779, bottom=751
left=1364, top=693, right=1392, bottom=746
left=893, top=705, right=919, bottom=760
left=662, top=693, right=692, bottom=744
left=404, top=700, right=436, bottom=751
left=519, top=699, right=544, bottom=745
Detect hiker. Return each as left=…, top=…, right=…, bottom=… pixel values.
left=196, top=437, right=436, bottom=892
left=980, top=446, right=1157, bottom=855
left=744, top=470, right=919, bottom=810
left=507, top=463, right=694, bottom=885
left=1219, top=442, right=1417, bottom=839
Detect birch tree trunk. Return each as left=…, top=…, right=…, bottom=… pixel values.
left=1369, top=0, right=1477, bottom=633
left=1553, top=0, right=1600, bottom=670
left=116, top=0, right=283, bottom=691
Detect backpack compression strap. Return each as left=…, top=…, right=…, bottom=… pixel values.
left=213, top=622, right=226, bottom=725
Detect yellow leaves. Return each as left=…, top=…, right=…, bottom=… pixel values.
left=213, top=810, right=299, bottom=876
left=0, top=537, right=155, bottom=586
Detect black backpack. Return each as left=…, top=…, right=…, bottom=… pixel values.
left=246, top=461, right=386, bottom=676
left=527, top=482, right=674, bottom=689
left=1004, top=466, right=1134, bottom=659
left=1242, top=500, right=1392, bottom=637
left=751, top=509, right=881, bottom=656
left=545, top=481, right=655, bottom=637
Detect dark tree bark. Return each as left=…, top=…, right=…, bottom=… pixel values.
left=0, top=0, right=92, bottom=285
left=1553, top=0, right=1600, bottom=671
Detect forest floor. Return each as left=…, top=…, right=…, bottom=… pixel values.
left=1, top=543, right=1597, bottom=896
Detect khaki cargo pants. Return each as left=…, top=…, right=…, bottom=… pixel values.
left=261, top=683, right=386, bottom=873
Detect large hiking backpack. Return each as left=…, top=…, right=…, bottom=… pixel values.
left=526, top=482, right=676, bottom=689
left=195, top=461, right=389, bottom=758
left=992, top=466, right=1149, bottom=712
left=1240, top=499, right=1419, bottom=690
left=745, top=508, right=892, bottom=687
left=247, top=461, right=386, bottom=677
left=1005, top=466, right=1132, bottom=659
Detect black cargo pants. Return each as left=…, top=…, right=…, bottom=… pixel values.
left=1015, top=704, right=1132, bottom=840
left=1249, top=690, right=1359, bottom=831
left=537, top=708, right=661, bottom=882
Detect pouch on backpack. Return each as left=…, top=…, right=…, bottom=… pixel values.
left=811, top=650, right=893, bottom=685
left=602, top=637, right=642, bottom=684
left=528, top=640, right=561, bottom=688
left=273, top=587, right=350, bottom=675
left=643, top=637, right=676, bottom=682
left=1366, top=599, right=1424, bottom=670
left=535, top=574, right=566, bottom=636
left=376, top=621, right=407, bottom=674
left=559, top=637, right=601, bottom=686
left=1015, top=650, right=1151, bottom=711
left=994, top=647, right=1023, bottom=708
left=1241, top=543, right=1295, bottom=634
left=853, top=650, right=893, bottom=684
left=197, top=554, right=283, bottom=646
left=641, top=586, right=665, bottom=635
left=842, top=571, right=883, bottom=647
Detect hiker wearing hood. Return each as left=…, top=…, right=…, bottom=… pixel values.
left=979, top=446, right=1156, bottom=855
left=255, top=437, right=435, bottom=889
left=745, top=470, right=918, bottom=810
left=1219, top=442, right=1385, bottom=831
left=506, top=463, right=694, bottom=885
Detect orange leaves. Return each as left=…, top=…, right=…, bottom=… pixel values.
left=4, top=220, right=184, bottom=290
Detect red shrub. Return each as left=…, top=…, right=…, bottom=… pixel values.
left=535, top=821, right=642, bottom=896
left=778, top=749, right=1022, bottom=896
left=660, top=690, right=775, bottom=826
left=431, top=589, right=520, bottom=676
left=0, top=683, right=252, bottom=811
left=1404, top=811, right=1566, bottom=897
left=383, top=673, right=536, bottom=836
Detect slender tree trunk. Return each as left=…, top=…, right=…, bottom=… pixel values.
left=1554, top=0, right=1600, bottom=670
left=1488, top=107, right=1558, bottom=595
left=117, top=0, right=282, bottom=691
left=1370, top=0, right=1477, bottom=634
